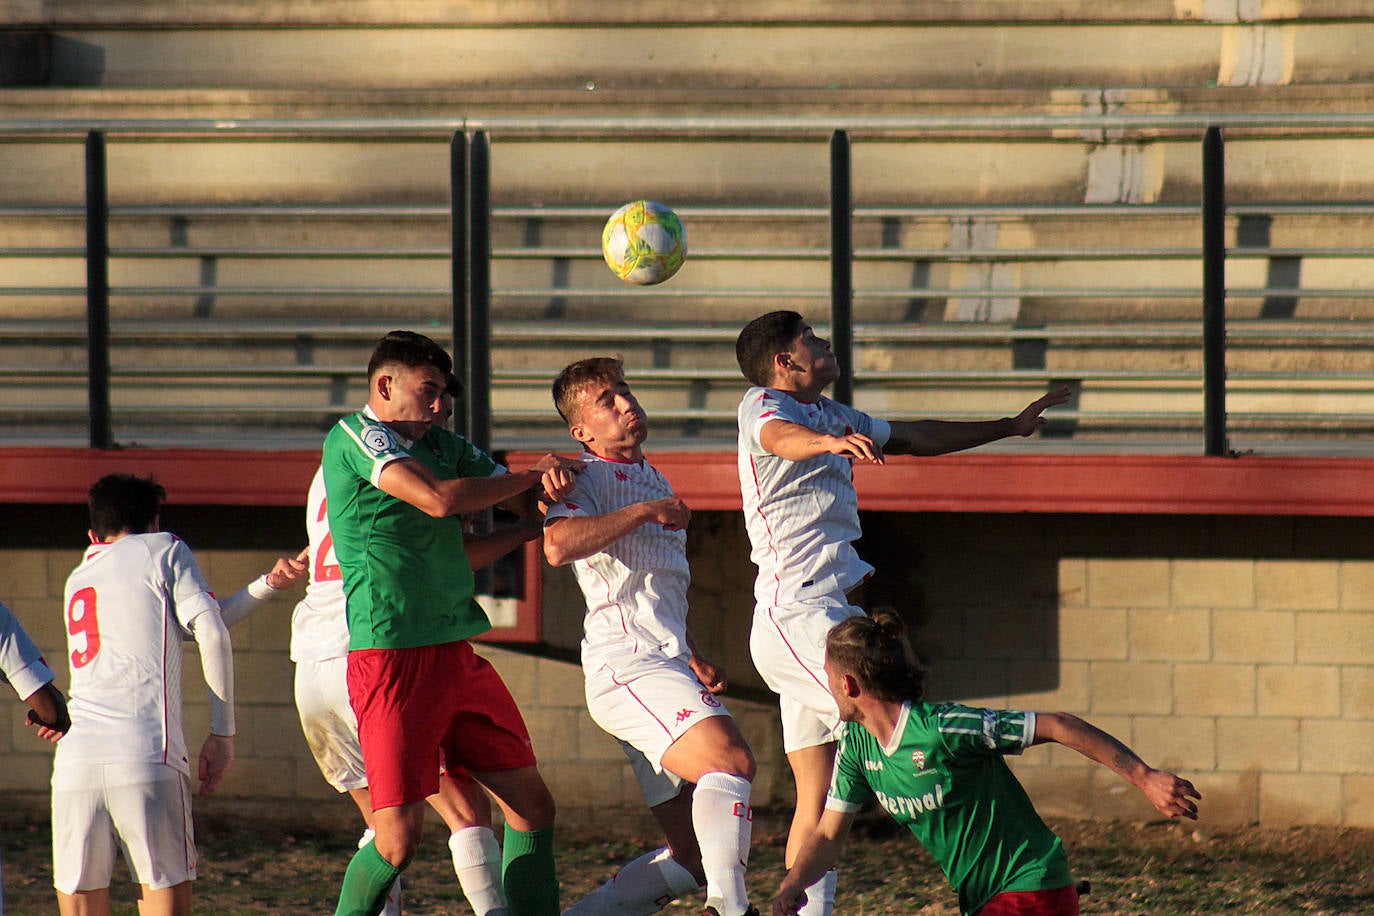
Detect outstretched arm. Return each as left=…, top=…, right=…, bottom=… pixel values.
left=774, top=807, right=856, bottom=916
left=1033, top=712, right=1201, bottom=820
left=886, top=387, right=1071, bottom=457
left=759, top=419, right=885, bottom=464
left=543, top=497, right=691, bottom=567
left=378, top=454, right=581, bottom=519
left=216, top=549, right=309, bottom=629
left=466, top=518, right=544, bottom=571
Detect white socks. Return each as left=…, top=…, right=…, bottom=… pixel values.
left=358, top=828, right=403, bottom=916
left=692, top=772, right=754, bottom=916
left=449, top=826, right=510, bottom=916
left=796, top=869, right=836, bottom=916
left=561, top=846, right=699, bottom=915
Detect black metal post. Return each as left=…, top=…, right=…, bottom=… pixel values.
left=830, top=130, right=854, bottom=405
left=466, top=131, right=492, bottom=454
left=1202, top=126, right=1229, bottom=456
left=449, top=131, right=469, bottom=437
left=84, top=131, right=112, bottom=449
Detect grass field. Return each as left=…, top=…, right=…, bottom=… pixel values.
left=2, top=795, right=1371, bottom=914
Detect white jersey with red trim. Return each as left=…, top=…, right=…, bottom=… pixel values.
left=53, top=533, right=222, bottom=775
left=288, top=465, right=350, bottom=664
left=737, top=386, right=891, bottom=613
left=544, top=453, right=691, bottom=668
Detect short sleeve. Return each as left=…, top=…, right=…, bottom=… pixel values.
left=326, top=416, right=413, bottom=489
left=936, top=704, right=1036, bottom=759
left=544, top=470, right=599, bottom=525
left=165, top=539, right=222, bottom=633
left=825, top=726, right=875, bottom=813
left=738, top=388, right=804, bottom=455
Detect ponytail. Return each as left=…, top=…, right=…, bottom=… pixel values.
left=825, top=608, right=928, bottom=703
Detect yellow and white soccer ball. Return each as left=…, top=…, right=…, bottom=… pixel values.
left=601, top=200, right=687, bottom=285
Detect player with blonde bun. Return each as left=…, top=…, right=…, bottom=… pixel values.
left=734, top=311, right=1070, bottom=916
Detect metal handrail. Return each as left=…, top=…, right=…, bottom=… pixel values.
left=8, top=112, right=1374, bottom=138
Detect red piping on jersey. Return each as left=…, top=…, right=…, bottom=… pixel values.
left=610, top=666, right=674, bottom=739
left=747, top=453, right=785, bottom=609
left=766, top=607, right=832, bottom=693
left=160, top=585, right=172, bottom=766
left=586, top=560, right=638, bottom=655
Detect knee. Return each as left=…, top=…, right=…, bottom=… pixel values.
left=504, top=780, right=557, bottom=831
left=372, top=827, right=421, bottom=867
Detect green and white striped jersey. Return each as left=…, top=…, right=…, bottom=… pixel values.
left=827, top=701, right=1073, bottom=915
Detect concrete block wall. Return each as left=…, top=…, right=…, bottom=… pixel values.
left=0, top=542, right=782, bottom=812
left=4, top=506, right=1372, bottom=828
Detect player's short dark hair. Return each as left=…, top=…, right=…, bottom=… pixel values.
left=88, top=473, right=166, bottom=539
left=552, top=357, right=626, bottom=424
left=826, top=609, right=929, bottom=703
left=735, top=310, right=806, bottom=387
left=444, top=372, right=464, bottom=398
left=366, top=330, right=453, bottom=380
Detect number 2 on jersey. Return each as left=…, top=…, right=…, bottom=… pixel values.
left=315, top=497, right=342, bottom=582
left=67, top=585, right=101, bottom=667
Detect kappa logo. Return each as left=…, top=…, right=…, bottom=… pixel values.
left=675, top=708, right=697, bottom=724
left=614, top=469, right=629, bottom=482
left=361, top=424, right=396, bottom=456
left=865, top=759, right=885, bottom=772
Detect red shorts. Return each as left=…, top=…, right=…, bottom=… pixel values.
left=347, top=640, right=536, bottom=810
left=976, top=884, right=1079, bottom=916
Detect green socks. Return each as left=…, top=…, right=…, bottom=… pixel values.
left=335, top=840, right=405, bottom=916
left=501, top=825, right=560, bottom=916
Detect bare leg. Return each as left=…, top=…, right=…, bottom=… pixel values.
left=133, top=881, right=192, bottom=916
left=56, top=888, right=113, bottom=916
left=784, top=742, right=836, bottom=868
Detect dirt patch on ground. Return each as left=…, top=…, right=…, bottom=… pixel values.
left=3, top=794, right=1371, bottom=914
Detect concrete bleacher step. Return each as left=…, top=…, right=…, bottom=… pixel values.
left=6, top=2, right=1374, bottom=91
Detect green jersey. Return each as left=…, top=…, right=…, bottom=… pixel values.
left=828, top=701, right=1073, bottom=915
left=322, top=407, right=500, bottom=650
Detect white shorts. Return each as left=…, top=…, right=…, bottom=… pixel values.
left=750, top=599, right=865, bottom=753
left=51, top=763, right=196, bottom=894
left=585, top=653, right=731, bottom=805
left=294, top=656, right=366, bottom=793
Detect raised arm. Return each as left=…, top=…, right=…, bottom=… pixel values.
left=466, top=518, right=545, bottom=572
left=1033, top=712, right=1201, bottom=820
left=215, top=549, right=309, bottom=629
left=542, top=497, right=690, bottom=567
left=758, top=419, right=884, bottom=463
left=188, top=609, right=236, bottom=796
left=379, top=453, right=580, bottom=519
left=773, top=807, right=856, bottom=916
left=886, top=387, right=1071, bottom=457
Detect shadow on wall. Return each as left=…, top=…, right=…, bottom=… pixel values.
left=0, top=33, right=106, bottom=86
left=861, top=510, right=1063, bottom=703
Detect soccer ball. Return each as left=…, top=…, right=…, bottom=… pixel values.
left=601, top=200, right=687, bottom=285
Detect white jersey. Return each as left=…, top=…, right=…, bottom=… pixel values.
left=0, top=600, right=55, bottom=701
left=289, top=466, right=350, bottom=664
left=737, top=386, right=891, bottom=612
left=545, top=453, right=691, bottom=668
left=54, top=533, right=223, bottom=776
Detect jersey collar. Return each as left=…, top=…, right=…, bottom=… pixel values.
left=883, top=702, right=913, bottom=757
